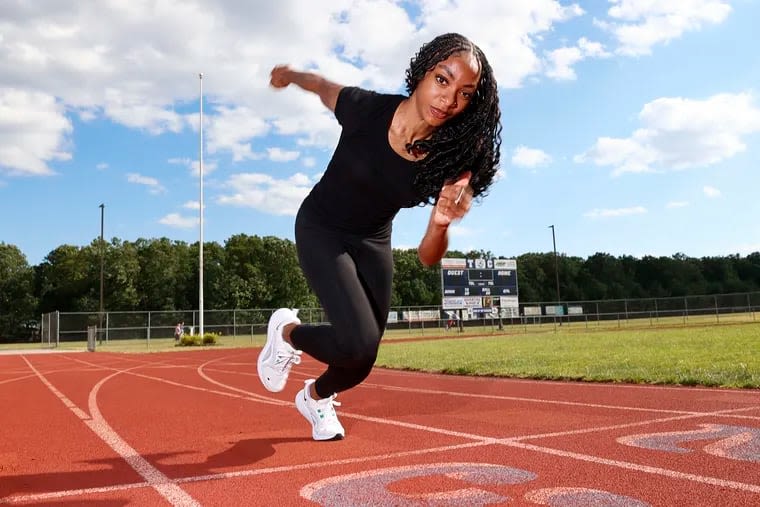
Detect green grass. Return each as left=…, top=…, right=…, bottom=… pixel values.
left=375, top=323, right=760, bottom=388
left=4, top=321, right=758, bottom=388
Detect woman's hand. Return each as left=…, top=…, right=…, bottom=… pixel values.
left=270, top=65, right=293, bottom=88
left=432, top=171, right=473, bottom=227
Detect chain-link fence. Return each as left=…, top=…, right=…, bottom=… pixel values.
left=40, top=291, right=760, bottom=345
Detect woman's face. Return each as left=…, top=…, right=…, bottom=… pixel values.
left=413, top=51, right=481, bottom=128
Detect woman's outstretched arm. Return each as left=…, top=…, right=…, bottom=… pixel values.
left=270, top=65, right=343, bottom=112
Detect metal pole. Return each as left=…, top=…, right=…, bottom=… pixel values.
left=198, top=72, right=205, bottom=337
left=549, top=225, right=561, bottom=323
left=99, top=203, right=105, bottom=344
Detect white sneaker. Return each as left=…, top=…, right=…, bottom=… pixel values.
left=295, top=379, right=345, bottom=441
left=257, top=308, right=302, bottom=392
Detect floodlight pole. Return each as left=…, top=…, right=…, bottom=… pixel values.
left=198, top=72, right=205, bottom=337
left=99, top=203, right=105, bottom=343
left=549, top=225, right=561, bottom=322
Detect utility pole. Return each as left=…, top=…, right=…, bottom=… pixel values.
left=99, top=203, right=105, bottom=343
left=198, top=72, right=205, bottom=337
left=548, top=225, right=561, bottom=323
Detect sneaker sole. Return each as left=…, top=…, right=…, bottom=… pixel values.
left=257, top=309, right=292, bottom=392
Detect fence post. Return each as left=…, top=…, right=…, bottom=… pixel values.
left=683, top=297, right=688, bottom=324
left=654, top=298, right=659, bottom=325
left=714, top=295, right=719, bottom=323
left=87, top=326, right=96, bottom=352
left=147, top=311, right=151, bottom=343
left=749, top=293, right=756, bottom=321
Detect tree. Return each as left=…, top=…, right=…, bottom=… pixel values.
left=223, top=234, right=317, bottom=309
left=0, top=243, right=37, bottom=341
left=392, top=248, right=440, bottom=306
left=135, top=238, right=189, bottom=310
left=35, top=245, right=94, bottom=312
left=100, top=238, right=140, bottom=311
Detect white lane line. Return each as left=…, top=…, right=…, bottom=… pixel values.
left=15, top=351, right=759, bottom=502
left=288, top=364, right=760, bottom=421
left=197, top=355, right=760, bottom=493
left=3, top=482, right=147, bottom=504
left=21, top=356, right=201, bottom=507
left=3, top=442, right=490, bottom=504
left=67, top=355, right=284, bottom=407
left=0, top=374, right=38, bottom=385
left=504, top=440, right=760, bottom=494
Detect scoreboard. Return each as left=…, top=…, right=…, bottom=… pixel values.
left=440, top=258, right=518, bottom=298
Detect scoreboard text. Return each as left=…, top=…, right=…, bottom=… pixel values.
left=441, top=258, right=518, bottom=297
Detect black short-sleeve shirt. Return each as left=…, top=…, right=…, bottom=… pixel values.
left=299, top=87, right=420, bottom=237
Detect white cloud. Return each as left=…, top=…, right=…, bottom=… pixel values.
left=127, top=172, right=166, bottom=194
left=703, top=185, right=721, bottom=198
left=217, top=172, right=315, bottom=215
left=576, top=93, right=760, bottom=176
left=545, top=37, right=610, bottom=80
left=168, top=157, right=217, bottom=177
left=183, top=201, right=201, bottom=210
left=511, top=145, right=553, bottom=168
left=96, top=162, right=108, bottom=170
left=414, top=1, right=585, bottom=89
left=302, top=157, right=317, bottom=168
left=267, top=147, right=300, bottom=162
left=103, top=88, right=187, bottom=134
left=206, top=106, right=270, bottom=161
left=159, top=213, right=199, bottom=229
left=0, top=1, right=599, bottom=180
left=599, top=0, right=732, bottom=56
left=584, top=206, right=647, bottom=218
left=666, top=200, right=689, bottom=208
left=0, top=88, right=72, bottom=176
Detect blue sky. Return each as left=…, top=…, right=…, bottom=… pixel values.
left=1, top=0, right=759, bottom=266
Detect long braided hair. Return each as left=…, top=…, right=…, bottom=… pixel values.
left=405, top=33, right=501, bottom=205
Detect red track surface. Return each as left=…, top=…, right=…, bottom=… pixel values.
left=1, top=348, right=758, bottom=506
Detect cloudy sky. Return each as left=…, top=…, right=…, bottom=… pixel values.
left=1, top=0, right=759, bottom=265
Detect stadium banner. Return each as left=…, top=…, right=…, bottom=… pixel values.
left=544, top=305, right=565, bottom=316
left=500, top=296, right=519, bottom=309
left=442, top=296, right=465, bottom=309
left=403, top=309, right=440, bottom=322
left=523, top=306, right=542, bottom=316
left=568, top=306, right=584, bottom=315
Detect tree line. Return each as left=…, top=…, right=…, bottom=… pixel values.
left=1, top=237, right=759, bottom=340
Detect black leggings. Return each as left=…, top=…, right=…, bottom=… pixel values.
left=289, top=209, right=393, bottom=399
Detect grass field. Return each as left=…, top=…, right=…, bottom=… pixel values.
left=3, top=321, right=758, bottom=388
left=376, top=322, right=760, bottom=388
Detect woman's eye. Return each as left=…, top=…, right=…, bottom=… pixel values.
left=436, top=75, right=447, bottom=85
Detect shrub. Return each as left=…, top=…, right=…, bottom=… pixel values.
left=177, top=332, right=219, bottom=347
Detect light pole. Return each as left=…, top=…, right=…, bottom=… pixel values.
left=99, top=203, right=105, bottom=342
left=548, top=225, right=561, bottom=320
left=198, top=72, right=205, bottom=337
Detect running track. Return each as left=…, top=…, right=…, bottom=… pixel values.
left=1, top=348, right=758, bottom=506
